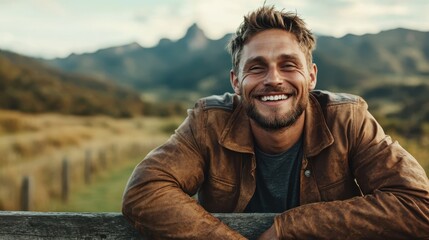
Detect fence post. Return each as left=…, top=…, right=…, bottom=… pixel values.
left=85, top=150, right=91, bottom=185
left=61, top=157, right=69, bottom=202
left=99, top=149, right=106, bottom=169
left=21, top=176, right=30, bottom=211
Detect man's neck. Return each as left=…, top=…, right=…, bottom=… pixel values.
left=251, top=114, right=305, bottom=155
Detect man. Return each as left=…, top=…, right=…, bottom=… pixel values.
left=122, top=5, right=429, bottom=239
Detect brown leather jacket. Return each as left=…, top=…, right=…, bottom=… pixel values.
left=122, top=91, right=429, bottom=239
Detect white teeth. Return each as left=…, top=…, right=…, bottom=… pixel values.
left=260, top=95, right=288, bottom=102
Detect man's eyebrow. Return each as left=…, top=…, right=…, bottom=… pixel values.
left=278, top=54, right=304, bottom=67
left=278, top=54, right=300, bottom=62
left=242, top=56, right=267, bottom=71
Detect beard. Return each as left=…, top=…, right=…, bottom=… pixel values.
left=242, top=86, right=309, bottom=131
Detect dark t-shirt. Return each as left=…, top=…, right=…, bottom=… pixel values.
left=244, top=137, right=303, bottom=213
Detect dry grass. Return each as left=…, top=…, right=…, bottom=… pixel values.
left=1, top=110, right=427, bottom=211
left=0, top=110, right=182, bottom=211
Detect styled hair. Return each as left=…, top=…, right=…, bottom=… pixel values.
left=227, top=5, right=316, bottom=73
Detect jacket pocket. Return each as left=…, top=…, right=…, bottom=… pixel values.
left=198, top=175, right=237, bottom=212
left=319, top=177, right=362, bottom=201
left=210, top=175, right=236, bottom=193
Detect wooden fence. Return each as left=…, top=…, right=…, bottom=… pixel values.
left=0, top=211, right=276, bottom=239
left=18, top=147, right=119, bottom=211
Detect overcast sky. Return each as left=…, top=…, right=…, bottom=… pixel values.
left=0, top=0, right=428, bottom=59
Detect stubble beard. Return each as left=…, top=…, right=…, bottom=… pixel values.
left=243, top=87, right=309, bottom=132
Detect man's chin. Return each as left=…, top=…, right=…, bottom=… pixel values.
left=249, top=113, right=293, bottom=131
left=253, top=119, right=292, bottom=131
left=251, top=106, right=306, bottom=130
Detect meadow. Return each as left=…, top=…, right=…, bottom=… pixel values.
left=0, top=109, right=428, bottom=212
left=0, top=110, right=180, bottom=211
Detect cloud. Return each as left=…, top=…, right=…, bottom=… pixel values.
left=0, top=32, right=15, bottom=44
left=0, top=0, right=428, bottom=58
left=291, top=0, right=429, bottom=37
left=131, top=1, right=196, bottom=46
left=191, top=0, right=313, bottom=39
left=134, top=14, right=148, bottom=23
left=33, top=0, right=67, bottom=15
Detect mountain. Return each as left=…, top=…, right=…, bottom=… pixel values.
left=46, top=24, right=233, bottom=101
left=315, top=28, right=429, bottom=90
left=0, top=49, right=145, bottom=117
left=46, top=26, right=429, bottom=99
left=42, top=25, right=429, bottom=136
left=2, top=24, right=428, bottom=135
left=317, top=28, right=429, bottom=75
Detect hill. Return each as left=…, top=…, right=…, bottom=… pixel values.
left=0, top=49, right=145, bottom=117
left=43, top=25, right=429, bottom=138
left=46, top=26, right=429, bottom=96
left=46, top=24, right=237, bottom=101
left=317, top=28, right=429, bottom=76
left=315, top=28, right=429, bottom=90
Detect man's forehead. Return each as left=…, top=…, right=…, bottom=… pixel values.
left=240, top=30, right=305, bottom=63
left=244, top=29, right=298, bottom=45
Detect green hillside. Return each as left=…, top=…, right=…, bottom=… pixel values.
left=0, top=50, right=145, bottom=117
left=46, top=26, right=429, bottom=93
left=43, top=25, right=429, bottom=139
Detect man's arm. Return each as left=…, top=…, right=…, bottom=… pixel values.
left=273, top=100, right=429, bottom=239
left=257, top=225, right=278, bottom=240
left=122, top=107, right=245, bottom=239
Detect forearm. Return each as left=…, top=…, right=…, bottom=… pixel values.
left=123, top=181, right=245, bottom=239
left=275, top=191, right=429, bottom=239
left=122, top=128, right=245, bottom=239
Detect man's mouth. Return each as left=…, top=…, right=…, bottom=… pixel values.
left=259, top=94, right=290, bottom=102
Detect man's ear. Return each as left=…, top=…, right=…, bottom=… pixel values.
left=308, top=63, right=318, bottom=90
left=230, top=70, right=241, bottom=95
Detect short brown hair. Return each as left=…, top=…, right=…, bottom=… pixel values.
left=227, top=5, right=316, bottom=73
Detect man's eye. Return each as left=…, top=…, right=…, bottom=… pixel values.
left=281, top=64, right=296, bottom=70
left=249, top=66, right=264, bottom=73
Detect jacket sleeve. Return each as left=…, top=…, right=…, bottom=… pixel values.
left=122, top=104, right=245, bottom=239
left=275, top=98, right=429, bottom=239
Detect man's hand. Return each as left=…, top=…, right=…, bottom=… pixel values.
left=257, top=225, right=279, bottom=240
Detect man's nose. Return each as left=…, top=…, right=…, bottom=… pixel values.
left=264, top=68, right=283, bottom=86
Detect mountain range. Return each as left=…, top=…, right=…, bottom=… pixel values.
left=1, top=24, right=428, bottom=132
left=45, top=24, right=429, bottom=97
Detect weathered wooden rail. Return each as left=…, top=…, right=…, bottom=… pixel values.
left=0, top=211, right=276, bottom=239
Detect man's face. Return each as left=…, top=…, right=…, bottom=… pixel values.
left=230, top=29, right=317, bottom=131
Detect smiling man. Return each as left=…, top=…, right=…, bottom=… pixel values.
left=122, top=5, right=429, bottom=239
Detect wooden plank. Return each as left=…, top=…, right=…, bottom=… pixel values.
left=20, top=177, right=31, bottom=211
left=0, top=211, right=276, bottom=239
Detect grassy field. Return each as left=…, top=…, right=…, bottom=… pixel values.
left=1, top=110, right=428, bottom=212
left=50, top=129, right=429, bottom=214
left=0, top=110, right=180, bottom=211
left=50, top=157, right=140, bottom=212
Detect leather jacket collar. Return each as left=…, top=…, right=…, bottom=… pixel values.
left=219, top=93, right=335, bottom=157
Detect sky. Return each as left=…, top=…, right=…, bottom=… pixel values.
left=0, top=0, right=428, bottom=59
